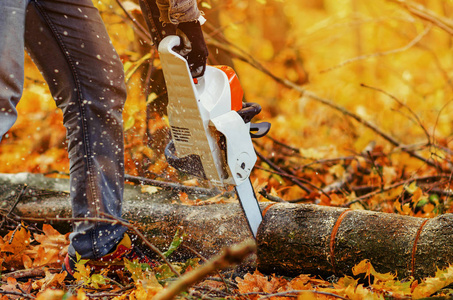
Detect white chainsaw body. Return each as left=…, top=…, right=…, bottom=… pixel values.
left=158, top=36, right=257, bottom=189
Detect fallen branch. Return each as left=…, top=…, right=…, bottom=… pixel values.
left=0, top=290, right=34, bottom=299
left=153, top=240, right=256, bottom=300
left=343, top=174, right=451, bottom=206
left=1, top=268, right=46, bottom=280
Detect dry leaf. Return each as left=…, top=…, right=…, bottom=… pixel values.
left=32, top=269, right=66, bottom=291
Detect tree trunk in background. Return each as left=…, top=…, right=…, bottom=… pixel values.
left=2, top=173, right=453, bottom=279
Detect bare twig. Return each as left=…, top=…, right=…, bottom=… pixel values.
left=1, top=268, right=46, bottom=280
left=113, top=0, right=152, bottom=42
left=124, top=174, right=220, bottom=196
left=389, top=0, right=453, bottom=36
left=300, top=90, right=445, bottom=171
left=0, top=184, right=27, bottom=230
left=320, top=24, right=431, bottom=73
left=361, top=83, right=431, bottom=142
left=266, top=136, right=300, bottom=153
left=258, top=189, right=287, bottom=203
left=153, top=240, right=256, bottom=300
left=182, top=244, right=231, bottom=292
left=254, top=165, right=327, bottom=199
left=255, top=151, right=313, bottom=194
left=0, top=290, right=34, bottom=299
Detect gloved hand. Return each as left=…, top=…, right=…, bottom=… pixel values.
left=175, top=21, right=208, bottom=78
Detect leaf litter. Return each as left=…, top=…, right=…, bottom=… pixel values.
left=0, top=225, right=453, bottom=299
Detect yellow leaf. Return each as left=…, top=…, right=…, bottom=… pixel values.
left=300, top=147, right=325, bottom=160
left=329, top=164, right=345, bottom=179
left=201, top=1, right=212, bottom=9
left=141, top=185, right=160, bottom=195
left=382, top=166, right=397, bottom=186
left=413, top=265, right=453, bottom=299
left=352, top=259, right=395, bottom=282
left=77, top=290, right=89, bottom=300
left=146, top=93, right=158, bottom=105
left=348, top=284, right=383, bottom=300
left=405, top=182, right=418, bottom=194
left=35, top=289, right=65, bottom=300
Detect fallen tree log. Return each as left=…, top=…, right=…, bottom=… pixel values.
left=256, top=204, right=439, bottom=279
left=1, top=173, right=452, bottom=279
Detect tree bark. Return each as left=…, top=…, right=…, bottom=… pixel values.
left=1, top=173, right=452, bottom=279
left=257, top=203, right=449, bottom=279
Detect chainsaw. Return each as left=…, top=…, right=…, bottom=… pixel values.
left=158, top=35, right=271, bottom=238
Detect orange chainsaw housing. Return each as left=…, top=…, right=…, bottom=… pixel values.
left=213, top=65, right=244, bottom=112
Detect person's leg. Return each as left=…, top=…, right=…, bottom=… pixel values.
left=25, top=0, right=128, bottom=259
left=0, top=0, right=27, bottom=141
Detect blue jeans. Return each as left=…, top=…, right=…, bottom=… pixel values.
left=0, top=0, right=128, bottom=259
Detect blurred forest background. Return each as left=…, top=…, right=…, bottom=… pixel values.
left=2, top=0, right=453, bottom=216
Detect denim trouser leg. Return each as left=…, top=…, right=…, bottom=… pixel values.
left=0, top=0, right=26, bottom=140
left=0, top=0, right=128, bottom=259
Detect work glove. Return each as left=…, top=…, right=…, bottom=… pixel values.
left=174, top=21, right=208, bottom=78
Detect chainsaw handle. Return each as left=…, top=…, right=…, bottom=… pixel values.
left=237, top=102, right=261, bottom=123
left=250, top=122, right=271, bottom=138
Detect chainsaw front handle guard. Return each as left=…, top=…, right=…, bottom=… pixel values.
left=237, top=102, right=271, bottom=138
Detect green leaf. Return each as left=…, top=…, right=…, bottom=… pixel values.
left=124, top=115, right=136, bottom=131
left=404, top=182, right=418, bottom=194
left=90, top=273, right=107, bottom=288
left=155, top=263, right=180, bottom=281
left=163, top=228, right=187, bottom=258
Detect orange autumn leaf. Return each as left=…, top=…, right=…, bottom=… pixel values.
left=28, top=224, right=69, bottom=268
left=179, top=192, right=197, bottom=205
left=22, top=254, right=33, bottom=269
left=32, top=269, right=66, bottom=291
left=0, top=226, right=32, bottom=270
left=236, top=270, right=288, bottom=299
